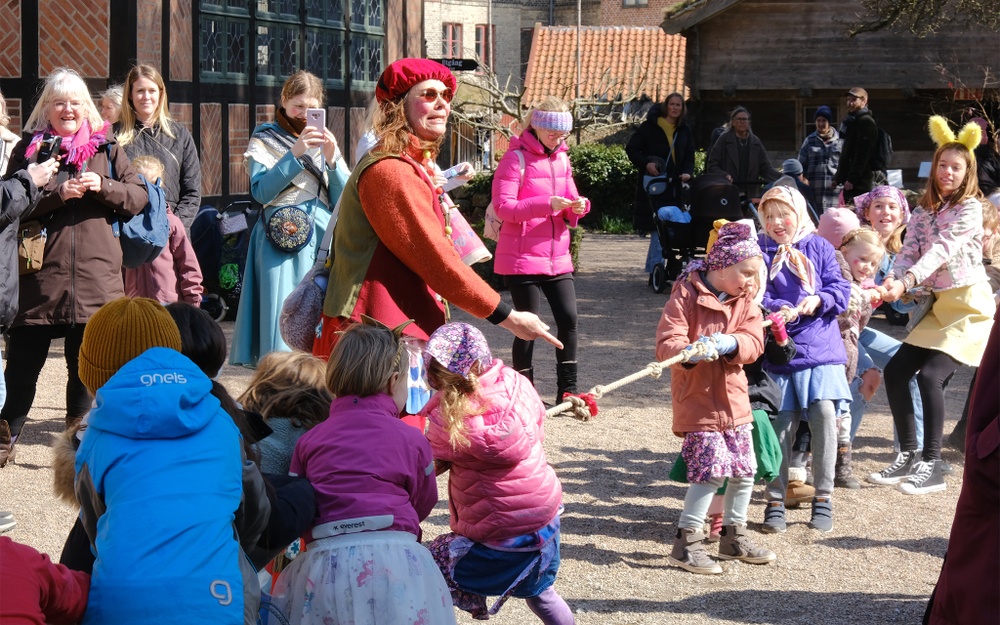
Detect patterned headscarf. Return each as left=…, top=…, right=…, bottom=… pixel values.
left=852, top=185, right=911, bottom=226
left=424, top=322, right=493, bottom=379
left=760, top=186, right=818, bottom=294
left=680, top=220, right=761, bottom=282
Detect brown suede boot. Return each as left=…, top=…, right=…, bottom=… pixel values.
left=785, top=467, right=815, bottom=507
left=0, top=421, right=15, bottom=468
left=668, top=527, right=722, bottom=575
left=835, top=444, right=861, bottom=489
left=717, top=523, right=777, bottom=564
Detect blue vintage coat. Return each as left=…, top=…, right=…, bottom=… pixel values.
left=75, top=348, right=255, bottom=625
left=759, top=232, right=850, bottom=375
left=230, top=122, right=350, bottom=367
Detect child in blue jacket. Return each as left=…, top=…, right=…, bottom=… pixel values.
left=74, top=297, right=258, bottom=625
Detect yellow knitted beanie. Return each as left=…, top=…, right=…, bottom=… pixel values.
left=78, top=297, right=183, bottom=393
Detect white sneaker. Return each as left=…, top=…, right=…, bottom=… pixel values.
left=868, top=451, right=918, bottom=485
left=0, top=515, right=15, bottom=533
left=898, top=460, right=946, bottom=495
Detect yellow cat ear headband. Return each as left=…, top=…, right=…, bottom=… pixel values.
left=928, top=115, right=982, bottom=152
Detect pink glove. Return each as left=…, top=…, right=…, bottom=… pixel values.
left=767, top=312, right=788, bottom=344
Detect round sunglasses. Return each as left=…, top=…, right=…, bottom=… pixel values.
left=414, top=87, right=454, bottom=103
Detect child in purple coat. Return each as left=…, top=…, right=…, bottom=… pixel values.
left=269, top=319, right=455, bottom=625
left=757, top=186, right=851, bottom=534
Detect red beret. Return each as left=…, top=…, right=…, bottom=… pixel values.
left=375, top=58, right=457, bottom=104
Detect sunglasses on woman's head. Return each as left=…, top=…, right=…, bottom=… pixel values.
left=415, top=88, right=454, bottom=103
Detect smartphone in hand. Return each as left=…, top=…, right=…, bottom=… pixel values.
left=306, top=108, right=326, bottom=131
left=37, top=134, right=63, bottom=162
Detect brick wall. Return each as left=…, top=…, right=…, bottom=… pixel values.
left=256, top=105, right=276, bottom=128
left=38, top=0, right=110, bottom=78
left=200, top=103, right=222, bottom=196
left=0, top=0, right=20, bottom=77
left=229, top=104, right=249, bottom=195
left=601, top=0, right=675, bottom=27
left=137, top=0, right=163, bottom=68
left=169, top=103, right=194, bottom=134
left=4, top=98, right=22, bottom=135
left=170, top=0, right=193, bottom=82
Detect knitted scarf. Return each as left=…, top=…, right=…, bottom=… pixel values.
left=24, top=119, right=110, bottom=169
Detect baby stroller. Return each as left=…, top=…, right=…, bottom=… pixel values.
left=645, top=174, right=694, bottom=293
left=688, top=171, right=759, bottom=246
left=191, top=201, right=260, bottom=321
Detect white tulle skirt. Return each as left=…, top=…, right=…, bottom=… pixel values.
left=267, top=531, right=456, bottom=625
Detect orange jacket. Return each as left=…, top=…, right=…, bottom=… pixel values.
left=656, top=272, right=764, bottom=436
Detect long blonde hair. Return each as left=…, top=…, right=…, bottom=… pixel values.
left=117, top=64, right=175, bottom=145
left=239, top=351, right=333, bottom=430
left=426, top=359, right=485, bottom=449
left=24, top=68, right=104, bottom=133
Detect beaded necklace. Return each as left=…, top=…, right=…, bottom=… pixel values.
left=402, top=148, right=453, bottom=239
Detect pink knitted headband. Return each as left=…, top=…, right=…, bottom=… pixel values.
left=531, top=110, right=573, bottom=133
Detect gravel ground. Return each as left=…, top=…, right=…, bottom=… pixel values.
left=0, top=234, right=969, bottom=624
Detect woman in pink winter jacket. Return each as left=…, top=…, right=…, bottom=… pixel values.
left=422, top=322, right=574, bottom=625
left=491, top=97, right=589, bottom=403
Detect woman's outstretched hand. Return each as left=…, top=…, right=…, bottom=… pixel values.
left=500, top=310, right=563, bottom=349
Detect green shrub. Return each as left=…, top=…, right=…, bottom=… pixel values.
left=694, top=149, right=707, bottom=177
left=567, top=144, right=635, bottom=228
left=596, top=214, right=633, bottom=234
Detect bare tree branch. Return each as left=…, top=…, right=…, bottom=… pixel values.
left=851, top=0, right=1000, bottom=37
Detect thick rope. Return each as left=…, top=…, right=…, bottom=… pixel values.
left=548, top=318, right=776, bottom=420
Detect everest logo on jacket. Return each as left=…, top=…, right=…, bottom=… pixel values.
left=139, top=372, right=188, bottom=386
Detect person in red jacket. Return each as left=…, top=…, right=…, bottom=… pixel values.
left=0, top=537, right=90, bottom=624
left=656, top=221, right=775, bottom=575
left=422, top=322, right=573, bottom=624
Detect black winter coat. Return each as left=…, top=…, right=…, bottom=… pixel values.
left=626, top=106, right=695, bottom=231
left=835, top=108, right=878, bottom=191
left=0, top=171, right=39, bottom=329
left=116, top=120, right=202, bottom=231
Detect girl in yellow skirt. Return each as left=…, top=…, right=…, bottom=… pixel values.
left=872, top=116, right=997, bottom=495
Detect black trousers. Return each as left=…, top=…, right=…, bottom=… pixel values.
left=507, top=273, right=578, bottom=372
left=1, top=324, right=91, bottom=437
left=885, top=343, right=961, bottom=461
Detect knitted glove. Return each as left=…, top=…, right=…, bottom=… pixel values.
left=684, top=336, right=720, bottom=363
left=767, top=312, right=788, bottom=343
left=712, top=333, right=738, bottom=355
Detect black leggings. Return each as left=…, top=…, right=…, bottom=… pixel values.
left=507, top=274, right=578, bottom=371
left=1, top=324, right=91, bottom=437
left=885, top=343, right=961, bottom=462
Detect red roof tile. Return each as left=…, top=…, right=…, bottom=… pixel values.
left=523, top=25, right=686, bottom=105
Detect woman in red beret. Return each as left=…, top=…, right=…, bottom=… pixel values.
left=315, top=58, right=560, bottom=419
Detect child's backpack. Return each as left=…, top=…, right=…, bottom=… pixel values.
left=483, top=149, right=525, bottom=241
left=115, top=173, right=170, bottom=268
left=870, top=127, right=894, bottom=173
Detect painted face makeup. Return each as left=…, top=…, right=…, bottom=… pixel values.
left=764, top=205, right=798, bottom=244
left=843, top=241, right=882, bottom=283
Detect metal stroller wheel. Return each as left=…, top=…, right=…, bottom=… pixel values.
left=651, top=263, right=669, bottom=293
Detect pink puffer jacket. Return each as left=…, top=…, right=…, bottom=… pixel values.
left=491, top=130, right=590, bottom=276
left=422, top=359, right=562, bottom=543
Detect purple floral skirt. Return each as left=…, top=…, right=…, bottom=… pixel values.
left=680, top=423, right=756, bottom=483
